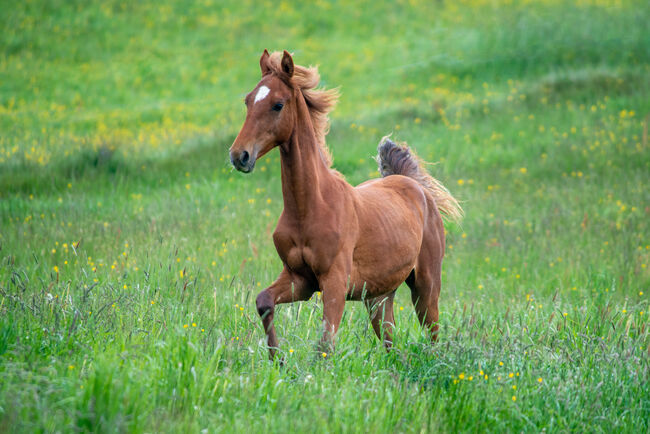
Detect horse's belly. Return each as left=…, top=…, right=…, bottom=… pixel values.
left=348, top=261, right=414, bottom=300
left=347, top=235, right=420, bottom=299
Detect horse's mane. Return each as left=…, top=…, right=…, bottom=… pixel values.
left=267, top=52, right=339, bottom=166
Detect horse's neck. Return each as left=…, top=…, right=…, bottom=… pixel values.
left=280, top=94, right=333, bottom=220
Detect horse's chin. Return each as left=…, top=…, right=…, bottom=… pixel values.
left=235, top=160, right=256, bottom=173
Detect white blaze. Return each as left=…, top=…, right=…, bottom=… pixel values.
left=254, top=86, right=270, bottom=103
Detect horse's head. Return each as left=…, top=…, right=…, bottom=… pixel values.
left=229, top=50, right=296, bottom=173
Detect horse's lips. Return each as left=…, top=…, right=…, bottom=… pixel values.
left=234, top=158, right=256, bottom=173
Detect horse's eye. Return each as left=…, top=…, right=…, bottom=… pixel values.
left=272, top=103, right=284, bottom=112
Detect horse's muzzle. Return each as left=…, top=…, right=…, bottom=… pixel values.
left=230, top=149, right=256, bottom=173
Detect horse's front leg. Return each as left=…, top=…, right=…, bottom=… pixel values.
left=256, top=268, right=314, bottom=360
left=317, top=268, right=348, bottom=355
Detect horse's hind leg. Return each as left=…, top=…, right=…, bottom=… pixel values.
left=406, top=257, right=442, bottom=343
left=364, top=291, right=396, bottom=351
left=407, top=207, right=445, bottom=342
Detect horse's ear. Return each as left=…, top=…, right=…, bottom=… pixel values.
left=260, top=49, right=271, bottom=76
left=281, top=50, right=294, bottom=78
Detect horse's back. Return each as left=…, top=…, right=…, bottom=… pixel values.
left=354, top=174, right=429, bottom=221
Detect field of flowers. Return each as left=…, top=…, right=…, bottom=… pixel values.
left=1, top=0, right=649, bottom=432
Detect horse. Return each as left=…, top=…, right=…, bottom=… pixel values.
left=229, top=50, right=462, bottom=359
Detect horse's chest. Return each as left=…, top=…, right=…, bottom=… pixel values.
left=284, top=245, right=309, bottom=271
left=274, top=231, right=311, bottom=271
left=273, top=227, right=338, bottom=275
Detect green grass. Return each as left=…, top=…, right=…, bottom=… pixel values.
left=1, top=0, right=649, bottom=432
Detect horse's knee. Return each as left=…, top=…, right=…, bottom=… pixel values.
left=256, top=291, right=275, bottom=319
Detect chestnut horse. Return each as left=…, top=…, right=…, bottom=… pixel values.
left=229, top=50, right=462, bottom=359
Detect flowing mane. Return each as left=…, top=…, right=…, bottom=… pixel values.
left=267, top=51, right=339, bottom=166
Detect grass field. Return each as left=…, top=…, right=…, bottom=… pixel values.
left=1, top=0, right=649, bottom=431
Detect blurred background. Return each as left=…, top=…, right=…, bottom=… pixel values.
left=2, top=0, right=648, bottom=173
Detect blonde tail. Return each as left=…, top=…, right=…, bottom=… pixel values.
left=376, top=136, right=463, bottom=223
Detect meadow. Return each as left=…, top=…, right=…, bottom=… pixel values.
left=1, top=0, right=649, bottom=432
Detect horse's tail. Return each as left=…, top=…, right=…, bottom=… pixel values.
left=376, top=136, right=463, bottom=223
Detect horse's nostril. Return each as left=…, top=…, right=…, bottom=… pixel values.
left=240, top=150, right=250, bottom=165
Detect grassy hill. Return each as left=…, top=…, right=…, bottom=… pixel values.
left=1, top=0, right=649, bottom=431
